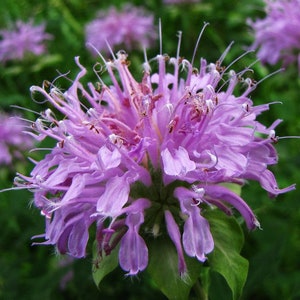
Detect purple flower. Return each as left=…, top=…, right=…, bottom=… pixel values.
left=119, top=199, right=150, bottom=275
left=16, top=34, right=295, bottom=276
left=85, top=5, right=156, bottom=55
left=165, top=210, right=188, bottom=276
left=0, top=20, right=52, bottom=63
left=0, top=113, right=33, bottom=166
left=174, top=187, right=214, bottom=262
left=248, top=0, right=300, bottom=71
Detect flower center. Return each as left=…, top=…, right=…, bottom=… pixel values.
left=130, top=169, right=190, bottom=236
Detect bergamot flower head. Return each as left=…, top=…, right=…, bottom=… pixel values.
left=0, top=20, right=52, bottom=64
left=15, top=28, right=295, bottom=277
left=85, top=4, right=157, bottom=56
left=0, top=112, right=34, bottom=166
left=248, top=0, right=300, bottom=72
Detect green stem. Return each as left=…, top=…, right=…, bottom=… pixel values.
left=193, top=279, right=208, bottom=300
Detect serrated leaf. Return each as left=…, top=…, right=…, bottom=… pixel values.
left=92, top=242, right=119, bottom=288
left=146, top=236, right=203, bottom=300
left=206, top=209, right=248, bottom=300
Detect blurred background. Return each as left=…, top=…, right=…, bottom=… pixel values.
left=0, top=0, right=299, bottom=299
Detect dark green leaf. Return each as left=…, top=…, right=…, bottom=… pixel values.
left=206, top=209, right=248, bottom=300
left=146, top=236, right=203, bottom=300
left=92, top=243, right=119, bottom=288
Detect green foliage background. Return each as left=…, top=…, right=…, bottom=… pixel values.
left=0, top=0, right=299, bottom=299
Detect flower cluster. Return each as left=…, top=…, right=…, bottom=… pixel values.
left=248, top=0, right=300, bottom=72
left=85, top=5, right=156, bottom=55
left=0, top=113, right=33, bottom=166
left=0, top=20, right=52, bottom=64
left=16, top=43, right=295, bottom=276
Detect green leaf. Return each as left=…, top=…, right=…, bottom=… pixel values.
left=30, top=54, right=62, bottom=72
left=220, top=183, right=242, bottom=196
left=92, top=242, right=119, bottom=288
left=146, top=236, right=203, bottom=300
left=206, top=209, right=248, bottom=300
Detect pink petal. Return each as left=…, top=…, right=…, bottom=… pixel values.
left=161, top=146, right=196, bottom=176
